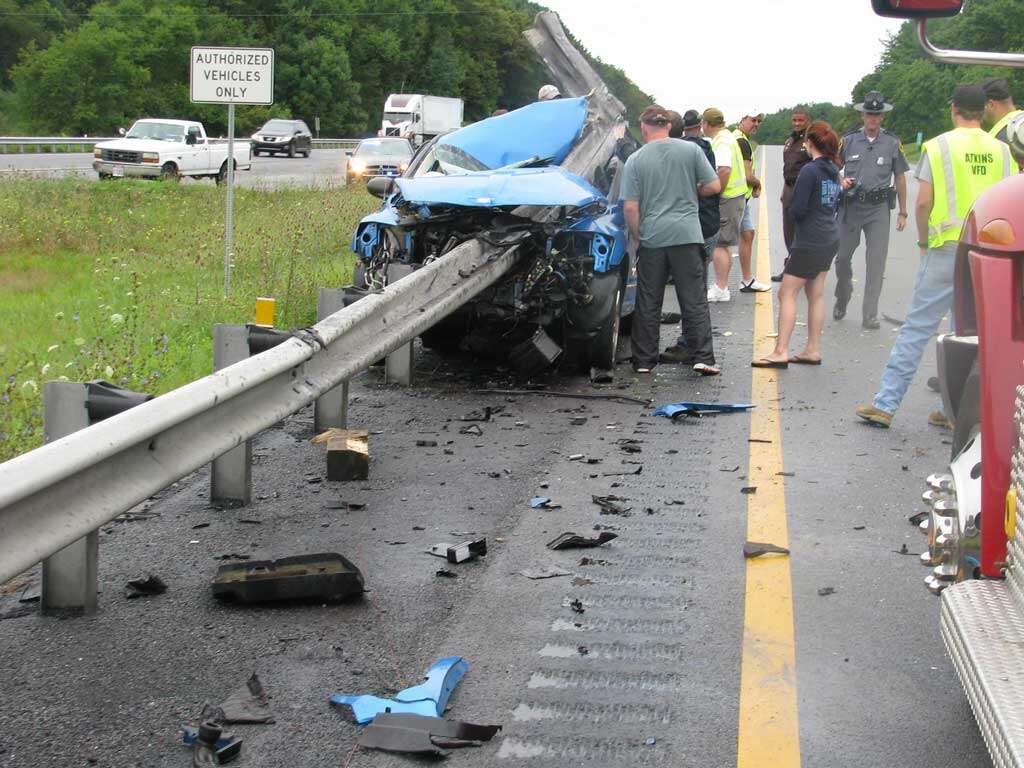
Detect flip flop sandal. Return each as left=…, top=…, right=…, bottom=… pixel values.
left=751, top=358, right=788, bottom=369
left=789, top=356, right=822, bottom=365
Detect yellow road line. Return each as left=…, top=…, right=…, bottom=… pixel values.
left=736, top=150, right=801, bottom=767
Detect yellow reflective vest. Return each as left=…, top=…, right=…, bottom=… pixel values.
left=712, top=130, right=747, bottom=200
left=989, top=109, right=1024, bottom=140
left=923, top=127, right=1013, bottom=248
left=733, top=129, right=755, bottom=199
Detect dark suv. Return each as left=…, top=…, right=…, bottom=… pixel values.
left=250, top=119, right=312, bottom=158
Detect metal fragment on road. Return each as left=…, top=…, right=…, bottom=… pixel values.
left=743, top=541, right=790, bottom=559
left=124, top=573, right=167, bottom=599
left=358, top=713, right=501, bottom=756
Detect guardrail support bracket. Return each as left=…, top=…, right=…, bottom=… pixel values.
left=315, top=288, right=349, bottom=431
left=210, top=324, right=252, bottom=505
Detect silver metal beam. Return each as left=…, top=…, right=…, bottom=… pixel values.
left=0, top=240, right=521, bottom=584
left=916, top=20, right=1024, bottom=69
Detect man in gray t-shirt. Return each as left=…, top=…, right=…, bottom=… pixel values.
left=622, top=105, right=722, bottom=374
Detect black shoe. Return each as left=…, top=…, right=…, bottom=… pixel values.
left=862, top=316, right=880, bottom=330
left=833, top=303, right=847, bottom=321
left=927, top=376, right=940, bottom=393
left=771, top=272, right=784, bottom=283
left=659, top=346, right=694, bottom=364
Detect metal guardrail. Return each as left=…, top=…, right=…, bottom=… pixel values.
left=0, top=137, right=360, bottom=153
left=0, top=240, right=521, bottom=585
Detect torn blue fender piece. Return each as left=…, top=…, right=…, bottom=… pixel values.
left=530, top=496, right=551, bottom=508
left=652, top=402, right=756, bottom=418
left=395, top=167, right=604, bottom=210
left=330, top=656, right=469, bottom=725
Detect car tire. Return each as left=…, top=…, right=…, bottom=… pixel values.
left=562, top=270, right=623, bottom=373
left=160, top=162, right=179, bottom=182
left=215, top=160, right=235, bottom=186
left=288, top=141, right=296, bottom=158
left=98, top=172, right=112, bottom=180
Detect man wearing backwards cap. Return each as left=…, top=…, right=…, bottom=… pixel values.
left=621, top=105, right=722, bottom=375
left=857, top=84, right=1014, bottom=429
left=833, top=90, right=910, bottom=330
left=537, top=84, right=561, bottom=101
left=981, top=76, right=1024, bottom=167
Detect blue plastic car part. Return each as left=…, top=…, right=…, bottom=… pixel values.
left=330, top=656, right=470, bottom=725
left=436, top=96, right=587, bottom=171
left=352, top=223, right=380, bottom=260
left=395, top=166, right=604, bottom=210
left=590, top=234, right=612, bottom=272
left=652, top=402, right=756, bottom=419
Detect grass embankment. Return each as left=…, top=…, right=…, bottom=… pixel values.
left=0, top=178, right=378, bottom=461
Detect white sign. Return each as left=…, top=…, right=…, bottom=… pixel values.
left=190, top=46, right=274, bottom=105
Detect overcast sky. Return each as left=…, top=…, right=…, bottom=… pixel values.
left=541, top=0, right=905, bottom=122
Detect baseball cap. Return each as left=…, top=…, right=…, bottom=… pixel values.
left=980, top=77, right=1012, bottom=101
left=682, top=109, right=702, bottom=129
left=952, top=84, right=987, bottom=113
left=745, top=112, right=765, bottom=121
left=538, top=84, right=561, bottom=101
left=702, top=107, right=725, bottom=126
left=639, top=105, right=671, bottom=126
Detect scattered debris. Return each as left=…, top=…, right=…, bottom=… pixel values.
left=569, top=599, right=585, bottom=614
left=853, top=525, right=866, bottom=531
left=181, top=723, right=242, bottom=764
left=331, top=657, right=470, bottom=724
left=124, top=573, right=167, bottom=599
left=617, top=439, right=642, bottom=454
left=740, top=486, right=757, bottom=495
left=416, top=440, right=438, bottom=447
left=653, top=401, right=755, bottom=420
left=645, top=737, right=657, bottom=746
left=459, top=407, right=494, bottom=422
left=530, top=496, right=560, bottom=509
left=312, top=429, right=370, bottom=482
left=894, top=543, right=921, bottom=556
left=435, top=569, right=457, bottom=578
left=192, top=522, right=211, bottom=530
left=325, top=501, right=366, bottom=511
left=520, top=567, right=571, bottom=580
left=569, top=417, right=588, bottom=426
left=202, top=673, right=275, bottom=725
left=817, top=587, right=836, bottom=597
left=214, top=553, right=251, bottom=561
left=776, top=471, right=795, bottom=478
left=664, top=500, right=685, bottom=506
left=748, top=438, right=772, bottom=444
left=743, top=541, right=790, bottom=559
left=577, top=645, right=590, bottom=656
left=601, top=466, right=642, bottom=477
left=547, top=531, right=618, bottom=550
left=472, top=389, right=651, bottom=406
left=459, top=424, right=483, bottom=437
left=190, top=721, right=227, bottom=766
left=572, top=576, right=593, bottom=586
left=720, top=465, right=740, bottom=473
left=357, top=712, right=501, bottom=757
left=591, top=495, right=632, bottom=516
left=212, top=553, right=364, bottom=604
left=426, top=539, right=487, bottom=564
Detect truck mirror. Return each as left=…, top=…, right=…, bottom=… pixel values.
left=366, top=176, right=395, bottom=199
left=871, top=0, right=962, bottom=18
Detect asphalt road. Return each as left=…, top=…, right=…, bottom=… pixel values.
left=0, top=149, right=350, bottom=188
left=0, top=147, right=989, bottom=767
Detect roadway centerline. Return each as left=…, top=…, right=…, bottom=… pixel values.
left=736, top=149, right=801, bottom=767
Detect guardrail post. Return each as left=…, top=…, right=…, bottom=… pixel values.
left=315, top=288, right=349, bottom=431
left=210, top=324, right=252, bottom=505
left=40, top=382, right=97, bottom=614
left=385, top=265, right=416, bottom=386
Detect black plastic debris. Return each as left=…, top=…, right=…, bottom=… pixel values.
left=547, top=531, right=618, bottom=550
left=591, top=495, right=632, bottom=516
left=202, top=673, right=274, bottom=725
left=358, top=712, right=501, bottom=757
left=459, top=407, right=493, bottom=422
left=617, top=439, right=642, bottom=454
left=212, top=553, right=364, bottom=604
left=182, top=724, right=242, bottom=764
left=325, top=501, right=366, bottom=511
left=602, top=466, right=642, bottom=477
left=509, top=327, right=562, bottom=374
left=569, top=599, right=585, bottom=614
left=740, top=486, right=757, bottom=495
left=416, top=440, right=438, bottom=447
left=124, top=573, right=167, bottom=599
left=743, top=541, right=790, bottom=559
left=426, top=539, right=487, bottom=564
left=818, top=587, right=836, bottom=596
left=436, top=569, right=458, bottom=578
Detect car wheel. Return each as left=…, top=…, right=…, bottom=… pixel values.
left=562, top=270, right=623, bottom=373
left=160, top=162, right=179, bottom=182
left=215, top=160, right=235, bottom=186
left=288, top=141, right=296, bottom=158
left=253, top=149, right=261, bottom=157
left=303, top=149, right=311, bottom=158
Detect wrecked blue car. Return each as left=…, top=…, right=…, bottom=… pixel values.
left=348, top=95, right=636, bottom=373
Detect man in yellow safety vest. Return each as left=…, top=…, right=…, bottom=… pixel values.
left=857, top=84, right=1014, bottom=428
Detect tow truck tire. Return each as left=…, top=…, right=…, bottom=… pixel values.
left=288, top=141, right=296, bottom=158
left=160, top=162, right=179, bottom=182
left=951, top=360, right=982, bottom=458
left=563, top=271, right=623, bottom=373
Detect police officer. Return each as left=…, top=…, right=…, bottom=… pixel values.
left=833, top=91, right=910, bottom=329
left=856, top=84, right=1014, bottom=429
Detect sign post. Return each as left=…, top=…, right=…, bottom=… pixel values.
left=190, top=46, right=274, bottom=296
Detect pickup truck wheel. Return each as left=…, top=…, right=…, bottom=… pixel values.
left=97, top=172, right=112, bottom=180
left=562, top=271, right=623, bottom=374
left=288, top=141, right=296, bottom=158
left=253, top=149, right=261, bottom=157
left=160, top=162, right=179, bottom=182
left=215, top=160, right=236, bottom=186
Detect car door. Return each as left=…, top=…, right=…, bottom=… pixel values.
left=184, top=125, right=211, bottom=173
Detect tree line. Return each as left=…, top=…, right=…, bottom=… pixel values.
left=755, top=0, right=1024, bottom=148
left=0, top=0, right=653, bottom=137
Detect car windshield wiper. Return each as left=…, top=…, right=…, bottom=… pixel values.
left=495, top=155, right=556, bottom=171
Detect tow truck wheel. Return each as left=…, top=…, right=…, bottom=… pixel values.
left=160, top=162, right=179, bottom=182
left=563, top=271, right=623, bottom=373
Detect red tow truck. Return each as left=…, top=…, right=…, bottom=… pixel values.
left=872, top=1, right=1024, bottom=762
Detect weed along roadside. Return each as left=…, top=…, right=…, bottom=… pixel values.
left=0, top=177, right=376, bottom=461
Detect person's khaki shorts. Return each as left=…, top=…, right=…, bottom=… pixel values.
left=717, top=194, right=745, bottom=248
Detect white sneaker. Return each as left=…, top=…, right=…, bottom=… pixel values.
left=707, top=285, right=731, bottom=302
left=740, top=279, right=771, bottom=293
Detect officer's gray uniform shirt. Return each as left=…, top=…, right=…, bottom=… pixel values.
left=834, top=129, right=910, bottom=323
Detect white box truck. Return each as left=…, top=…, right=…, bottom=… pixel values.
left=379, top=94, right=463, bottom=147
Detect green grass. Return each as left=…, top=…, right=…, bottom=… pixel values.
left=0, top=177, right=379, bottom=461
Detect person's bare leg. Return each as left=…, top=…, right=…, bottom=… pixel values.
left=794, top=272, right=827, bottom=361
left=713, top=244, right=731, bottom=289
left=759, top=275, right=805, bottom=362
left=739, top=229, right=755, bottom=282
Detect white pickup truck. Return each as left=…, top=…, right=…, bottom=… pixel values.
left=92, top=119, right=252, bottom=183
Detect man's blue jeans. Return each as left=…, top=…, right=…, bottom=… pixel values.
left=873, top=242, right=958, bottom=415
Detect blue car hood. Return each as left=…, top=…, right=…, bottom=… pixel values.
left=394, top=166, right=604, bottom=209
left=435, top=96, right=588, bottom=170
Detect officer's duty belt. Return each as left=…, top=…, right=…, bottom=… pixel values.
left=852, top=187, right=895, bottom=206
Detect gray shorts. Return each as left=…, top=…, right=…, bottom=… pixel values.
left=740, top=197, right=754, bottom=232
left=717, top=195, right=745, bottom=247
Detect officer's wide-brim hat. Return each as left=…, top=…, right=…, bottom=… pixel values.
left=855, top=91, right=893, bottom=113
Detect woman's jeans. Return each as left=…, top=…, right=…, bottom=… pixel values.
left=873, top=242, right=958, bottom=415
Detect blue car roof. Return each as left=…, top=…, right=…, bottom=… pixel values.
left=395, top=166, right=604, bottom=209
left=435, top=96, right=588, bottom=170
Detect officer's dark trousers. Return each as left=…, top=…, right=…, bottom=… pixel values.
left=631, top=244, right=714, bottom=368
left=781, top=183, right=796, bottom=250
left=834, top=201, right=892, bottom=322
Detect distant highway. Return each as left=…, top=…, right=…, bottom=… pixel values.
left=0, top=149, right=350, bottom=188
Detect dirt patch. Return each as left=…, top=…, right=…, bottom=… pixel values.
left=0, top=266, right=55, bottom=295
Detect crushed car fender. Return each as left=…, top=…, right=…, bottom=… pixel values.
left=330, top=656, right=470, bottom=725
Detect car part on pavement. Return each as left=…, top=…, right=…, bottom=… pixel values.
left=200, top=673, right=275, bottom=725
left=547, top=531, right=618, bottom=550
left=743, top=542, right=791, bottom=559
left=191, top=721, right=223, bottom=767
left=426, top=539, right=487, bottom=564
left=652, top=401, right=756, bottom=419
left=357, top=712, right=501, bottom=756
left=330, top=656, right=470, bottom=725
left=591, top=495, right=632, bottom=516
left=472, top=389, right=652, bottom=406
left=181, top=726, right=242, bottom=764
left=211, top=553, right=364, bottom=604
left=519, top=567, right=572, bottom=580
